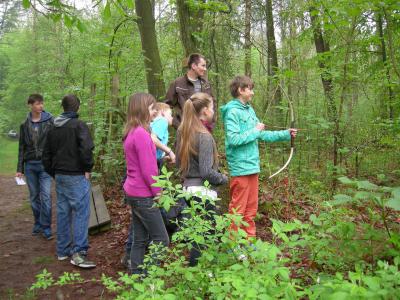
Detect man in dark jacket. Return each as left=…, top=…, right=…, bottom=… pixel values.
left=165, top=53, right=216, bottom=129
left=42, top=94, right=96, bottom=269
left=16, top=94, right=54, bottom=240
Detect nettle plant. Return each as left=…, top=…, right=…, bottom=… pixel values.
left=29, top=169, right=400, bottom=299
left=331, top=176, right=400, bottom=248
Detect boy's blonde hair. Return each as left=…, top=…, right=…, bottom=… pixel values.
left=154, top=102, right=171, bottom=113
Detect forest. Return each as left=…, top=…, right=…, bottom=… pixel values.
left=0, top=0, right=399, bottom=298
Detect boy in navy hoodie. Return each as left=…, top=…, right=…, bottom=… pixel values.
left=16, top=94, right=54, bottom=240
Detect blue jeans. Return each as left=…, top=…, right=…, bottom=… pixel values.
left=129, top=198, right=169, bottom=275
left=55, top=174, right=90, bottom=257
left=25, top=161, right=52, bottom=235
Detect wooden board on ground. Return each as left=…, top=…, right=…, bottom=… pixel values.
left=89, top=184, right=111, bottom=232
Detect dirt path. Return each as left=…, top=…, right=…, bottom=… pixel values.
left=0, top=175, right=129, bottom=299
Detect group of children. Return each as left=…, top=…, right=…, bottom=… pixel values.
left=16, top=67, right=296, bottom=274
left=122, top=75, right=297, bottom=275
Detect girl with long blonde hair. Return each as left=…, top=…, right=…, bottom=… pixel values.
left=176, top=92, right=228, bottom=266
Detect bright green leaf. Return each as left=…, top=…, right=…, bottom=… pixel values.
left=391, top=187, right=400, bottom=200
left=330, top=194, right=353, bottom=205
left=51, top=14, right=62, bottom=23
left=363, top=276, right=380, bottom=290
left=103, top=2, right=111, bottom=20
left=354, top=191, right=372, bottom=200
left=126, top=0, right=134, bottom=9
left=63, top=15, right=73, bottom=28
left=22, top=0, right=31, bottom=9
left=385, top=198, right=400, bottom=211
left=76, top=20, right=86, bottom=33
left=357, top=180, right=378, bottom=191
left=338, top=176, right=354, bottom=185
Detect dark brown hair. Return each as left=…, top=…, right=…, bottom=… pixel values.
left=27, top=94, right=43, bottom=105
left=229, top=75, right=254, bottom=98
left=187, top=53, right=206, bottom=69
left=123, top=93, right=156, bottom=139
left=62, top=94, right=80, bottom=112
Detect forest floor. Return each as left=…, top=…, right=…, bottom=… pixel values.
left=0, top=175, right=130, bottom=299
left=0, top=173, right=291, bottom=299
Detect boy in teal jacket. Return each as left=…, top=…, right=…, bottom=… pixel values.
left=221, top=75, right=297, bottom=238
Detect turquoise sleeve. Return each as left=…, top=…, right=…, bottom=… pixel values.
left=259, top=130, right=291, bottom=142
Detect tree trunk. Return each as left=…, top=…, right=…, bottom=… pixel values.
left=244, top=0, right=252, bottom=77
left=135, top=0, right=165, bottom=99
left=175, top=0, right=206, bottom=56
left=376, top=11, right=394, bottom=119
left=89, top=83, right=96, bottom=122
left=383, top=8, right=400, bottom=82
left=265, top=0, right=281, bottom=105
left=176, top=0, right=197, bottom=56
left=107, top=74, right=120, bottom=143
left=309, top=7, right=339, bottom=190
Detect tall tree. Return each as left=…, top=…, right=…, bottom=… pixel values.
left=265, top=0, right=281, bottom=105
left=376, top=11, right=394, bottom=119
left=309, top=6, right=340, bottom=188
left=177, top=0, right=199, bottom=56
left=135, top=0, right=165, bottom=99
left=244, top=0, right=252, bottom=76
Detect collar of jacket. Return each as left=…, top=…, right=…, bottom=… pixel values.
left=184, top=73, right=207, bottom=85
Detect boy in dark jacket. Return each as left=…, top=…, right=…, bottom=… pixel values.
left=16, top=94, right=54, bottom=240
left=42, top=94, right=96, bottom=269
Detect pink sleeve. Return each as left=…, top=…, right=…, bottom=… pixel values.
left=135, top=127, right=161, bottom=196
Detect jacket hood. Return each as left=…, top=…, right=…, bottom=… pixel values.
left=27, top=111, right=52, bottom=123
left=54, top=112, right=79, bottom=127
left=220, top=99, right=248, bottom=121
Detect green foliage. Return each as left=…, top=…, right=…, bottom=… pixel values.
left=0, top=137, right=18, bottom=175
left=308, top=258, right=400, bottom=299
left=29, top=269, right=54, bottom=291
left=30, top=172, right=400, bottom=298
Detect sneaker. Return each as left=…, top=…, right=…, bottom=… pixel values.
left=42, top=231, right=53, bottom=240
left=237, top=253, right=248, bottom=261
left=120, top=253, right=131, bottom=269
left=32, top=228, right=42, bottom=236
left=70, top=252, right=96, bottom=269
left=231, top=246, right=248, bottom=261
left=58, top=255, right=69, bottom=261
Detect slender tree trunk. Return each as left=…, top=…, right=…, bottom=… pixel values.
left=210, top=14, right=220, bottom=101
left=376, top=12, right=394, bottom=119
left=107, top=74, right=119, bottom=143
left=244, top=0, right=252, bottom=77
left=265, top=0, right=281, bottom=105
left=32, top=3, right=40, bottom=90
left=135, top=0, right=165, bottom=99
left=383, top=8, right=400, bottom=81
left=89, top=83, right=96, bottom=122
left=309, top=7, right=339, bottom=190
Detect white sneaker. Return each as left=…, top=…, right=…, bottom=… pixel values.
left=237, top=253, right=248, bottom=261
left=57, top=255, right=69, bottom=261
left=70, top=252, right=96, bottom=269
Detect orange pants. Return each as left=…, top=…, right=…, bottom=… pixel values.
left=229, top=174, right=259, bottom=238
